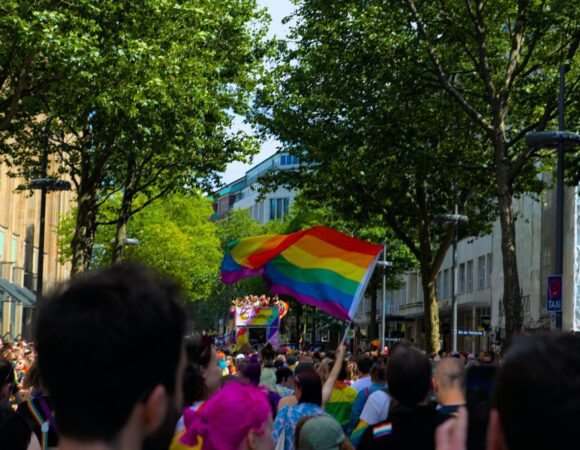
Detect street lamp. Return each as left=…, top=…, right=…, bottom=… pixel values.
left=28, top=123, right=71, bottom=299
left=434, top=210, right=468, bottom=353
left=526, top=66, right=580, bottom=330
left=377, top=247, right=393, bottom=352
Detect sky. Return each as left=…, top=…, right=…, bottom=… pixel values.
left=219, top=0, right=296, bottom=185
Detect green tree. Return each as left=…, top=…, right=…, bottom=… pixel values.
left=0, top=2, right=77, bottom=130
left=253, top=2, right=497, bottom=351
left=58, top=193, right=222, bottom=300
left=196, top=209, right=268, bottom=332
left=404, top=0, right=579, bottom=342
left=3, top=0, right=268, bottom=275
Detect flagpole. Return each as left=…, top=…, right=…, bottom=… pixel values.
left=341, top=321, right=352, bottom=344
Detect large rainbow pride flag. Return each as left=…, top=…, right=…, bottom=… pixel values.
left=221, top=226, right=383, bottom=321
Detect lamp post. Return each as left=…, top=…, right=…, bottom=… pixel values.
left=434, top=209, right=468, bottom=353
left=526, top=66, right=580, bottom=330
left=377, top=245, right=393, bottom=352
left=29, top=124, right=71, bottom=299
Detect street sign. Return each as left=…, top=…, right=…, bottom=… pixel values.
left=547, top=275, right=563, bottom=312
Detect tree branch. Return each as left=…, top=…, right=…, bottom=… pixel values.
left=0, top=55, right=32, bottom=131
left=500, top=0, right=528, bottom=111
left=472, top=0, right=498, bottom=110
left=404, top=0, right=494, bottom=134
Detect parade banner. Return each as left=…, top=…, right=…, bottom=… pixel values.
left=235, top=306, right=280, bottom=327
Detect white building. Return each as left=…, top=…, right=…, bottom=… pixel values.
left=355, top=178, right=580, bottom=352
left=213, top=152, right=300, bottom=224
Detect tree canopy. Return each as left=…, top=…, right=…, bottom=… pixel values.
left=1, top=0, right=268, bottom=275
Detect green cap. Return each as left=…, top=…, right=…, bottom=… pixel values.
left=298, top=415, right=345, bottom=450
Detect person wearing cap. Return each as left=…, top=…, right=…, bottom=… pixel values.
left=295, top=415, right=354, bottom=450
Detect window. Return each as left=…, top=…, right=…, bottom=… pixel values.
left=0, top=229, right=4, bottom=262
left=478, top=256, right=486, bottom=290
left=280, top=154, right=298, bottom=166
left=459, top=263, right=465, bottom=294
left=443, top=269, right=450, bottom=298
left=270, top=198, right=290, bottom=221
left=466, top=260, right=473, bottom=293
left=486, top=253, right=492, bottom=288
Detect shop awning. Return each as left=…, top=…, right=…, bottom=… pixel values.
left=0, top=278, right=37, bottom=308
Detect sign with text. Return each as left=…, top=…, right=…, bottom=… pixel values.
left=547, top=275, right=563, bottom=312
left=458, top=329, right=486, bottom=336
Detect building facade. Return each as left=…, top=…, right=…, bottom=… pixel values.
left=355, top=178, right=579, bottom=352
left=213, top=152, right=300, bottom=224
left=0, top=159, right=73, bottom=339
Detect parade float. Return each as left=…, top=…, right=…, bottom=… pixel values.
left=227, top=295, right=289, bottom=350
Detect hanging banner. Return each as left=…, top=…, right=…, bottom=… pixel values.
left=235, top=306, right=280, bottom=327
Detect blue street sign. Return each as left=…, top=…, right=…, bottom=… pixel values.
left=547, top=275, right=563, bottom=312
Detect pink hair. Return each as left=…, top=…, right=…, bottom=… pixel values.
left=180, top=381, right=271, bottom=450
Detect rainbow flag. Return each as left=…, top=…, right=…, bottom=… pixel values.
left=221, top=226, right=383, bottom=321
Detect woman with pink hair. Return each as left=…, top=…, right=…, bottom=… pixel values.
left=179, top=381, right=274, bottom=450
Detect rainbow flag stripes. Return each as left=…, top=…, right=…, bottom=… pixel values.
left=221, top=226, right=383, bottom=321
left=373, top=422, right=393, bottom=438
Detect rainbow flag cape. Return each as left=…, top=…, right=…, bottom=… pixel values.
left=221, top=226, right=383, bottom=321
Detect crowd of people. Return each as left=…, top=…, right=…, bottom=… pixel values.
left=230, top=295, right=282, bottom=309
left=1, top=261, right=579, bottom=450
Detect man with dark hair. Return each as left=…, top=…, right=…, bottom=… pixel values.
left=487, top=332, right=580, bottom=450
left=433, top=357, right=466, bottom=416
left=34, top=262, right=186, bottom=450
left=359, top=345, right=450, bottom=449
left=274, top=367, right=295, bottom=397
left=352, top=355, right=374, bottom=393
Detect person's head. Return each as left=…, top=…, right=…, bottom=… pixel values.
left=261, top=344, right=275, bottom=365
left=183, top=336, right=221, bottom=405
left=488, top=333, right=580, bottom=450
left=369, top=364, right=387, bottom=384
left=317, top=358, right=332, bottom=383
left=356, top=356, right=373, bottom=376
left=0, top=405, right=41, bottom=450
left=295, top=371, right=322, bottom=406
left=276, top=367, right=295, bottom=389
left=332, top=360, right=348, bottom=381
left=181, top=382, right=273, bottom=450
left=286, top=355, right=297, bottom=367
left=432, top=357, right=466, bottom=405
left=0, top=358, right=16, bottom=404
left=482, top=350, right=495, bottom=365
left=240, top=355, right=262, bottom=387
left=295, top=415, right=353, bottom=450
left=386, top=344, right=432, bottom=407
left=217, top=351, right=227, bottom=371
left=34, top=262, right=186, bottom=448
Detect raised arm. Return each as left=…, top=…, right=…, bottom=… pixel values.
left=322, top=344, right=346, bottom=409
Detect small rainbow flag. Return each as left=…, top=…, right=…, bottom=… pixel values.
left=221, top=226, right=383, bottom=321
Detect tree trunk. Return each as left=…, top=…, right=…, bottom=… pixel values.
left=495, top=151, right=522, bottom=346
left=420, top=268, right=440, bottom=353
left=71, top=189, right=97, bottom=276
left=112, top=155, right=137, bottom=263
